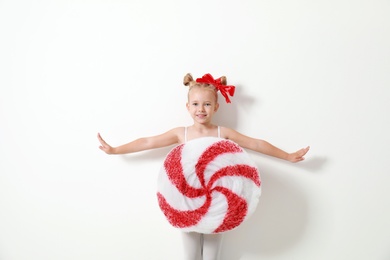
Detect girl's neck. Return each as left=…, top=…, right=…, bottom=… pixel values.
left=186, top=124, right=219, bottom=141
left=191, top=122, right=217, bottom=132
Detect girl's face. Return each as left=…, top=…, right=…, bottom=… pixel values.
left=186, top=87, right=219, bottom=125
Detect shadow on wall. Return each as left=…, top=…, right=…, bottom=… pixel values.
left=221, top=166, right=309, bottom=260
left=213, top=85, right=256, bottom=130
left=121, top=146, right=174, bottom=162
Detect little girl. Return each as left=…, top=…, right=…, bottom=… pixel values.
left=97, top=73, right=309, bottom=260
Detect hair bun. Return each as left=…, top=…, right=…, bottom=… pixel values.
left=183, top=73, right=194, bottom=86
left=219, top=76, right=227, bottom=85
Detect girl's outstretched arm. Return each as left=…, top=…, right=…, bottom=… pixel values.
left=97, top=127, right=182, bottom=155
left=222, top=127, right=309, bottom=163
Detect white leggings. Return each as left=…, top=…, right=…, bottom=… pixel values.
left=181, top=232, right=223, bottom=260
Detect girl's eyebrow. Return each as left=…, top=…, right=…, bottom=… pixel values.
left=192, top=101, right=212, bottom=104
left=190, top=99, right=213, bottom=103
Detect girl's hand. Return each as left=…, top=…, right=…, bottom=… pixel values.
left=97, top=133, right=115, bottom=154
left=287, top=146, right=310, bottom=163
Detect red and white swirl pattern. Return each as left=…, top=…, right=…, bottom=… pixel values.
left=157, top=137, right=261, bottom=234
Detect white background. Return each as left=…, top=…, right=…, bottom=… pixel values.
left=1, top=0, right=389, bottom=259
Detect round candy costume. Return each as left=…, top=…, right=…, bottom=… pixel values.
left=157, top=134, right=261, bottom=234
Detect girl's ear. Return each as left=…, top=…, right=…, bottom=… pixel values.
left=214, top=103, right=220, bottom=112
left=186, top=102, right=190, bottom=111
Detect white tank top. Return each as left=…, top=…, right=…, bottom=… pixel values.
left=184, top=126, right=221, bottom=143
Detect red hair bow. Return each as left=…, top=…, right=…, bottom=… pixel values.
left=196, top=73, right=235, bottom=103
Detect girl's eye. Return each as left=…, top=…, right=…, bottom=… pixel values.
left=205, top=103, right=211, bottom=106
left=192, top=103, right=198, bottom=106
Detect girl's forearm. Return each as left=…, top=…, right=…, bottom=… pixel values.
left=112, top=138, right=149, bottom=154
left=255, top=139, right=289, bottom=161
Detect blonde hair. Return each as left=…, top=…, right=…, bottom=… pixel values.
left=183, top=73, right=228, bottom=102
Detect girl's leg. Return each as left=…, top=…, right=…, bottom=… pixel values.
left=181, top=232, right=202, bottom=260
left=202, top=233, right=223, bottom=260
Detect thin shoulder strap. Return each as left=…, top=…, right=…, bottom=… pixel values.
left=184, top=127, right=188, bottom=143
left=218, top=126, right=221, bottom=138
